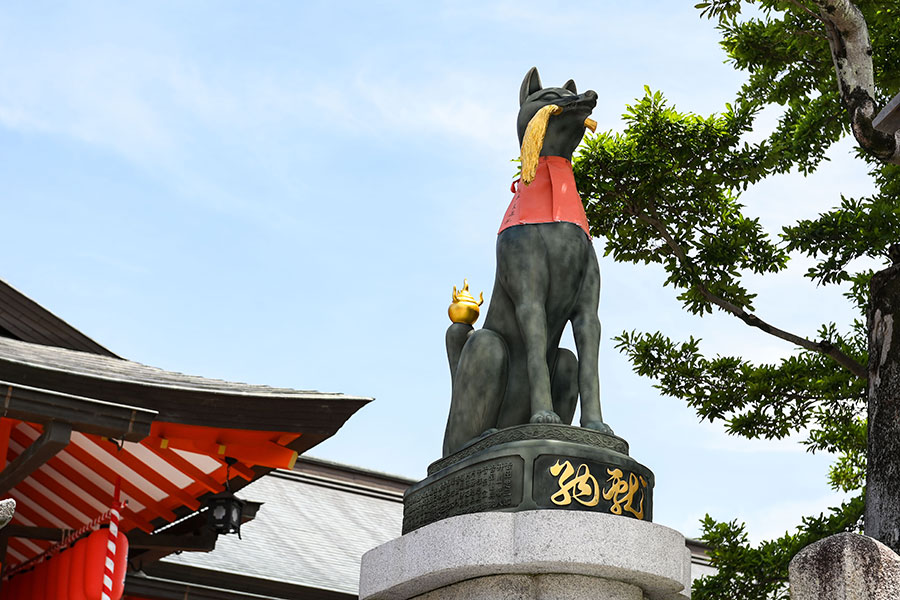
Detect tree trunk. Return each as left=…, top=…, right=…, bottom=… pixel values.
left=865, top=257, right=900, bottom=552
left=813, top=0, right=900, bottom=164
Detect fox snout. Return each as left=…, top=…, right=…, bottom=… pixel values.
left=555, top=89, right=598, bottom=111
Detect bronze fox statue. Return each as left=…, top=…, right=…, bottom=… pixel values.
left=443, top=67, right=612, bottom=457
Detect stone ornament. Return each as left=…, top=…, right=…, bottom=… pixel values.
left=789, top=532, right=900, bottom=600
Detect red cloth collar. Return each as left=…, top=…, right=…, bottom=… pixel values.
left=499, top=156, right=590, bottom=236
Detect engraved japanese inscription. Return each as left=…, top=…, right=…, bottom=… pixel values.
left=602, top=467, right=647, bottom=520
left=534, top=456, right=651, bottom=520
left=548, top=460, right=600, bottom=507
left=403, top=458, right=524, bottom=533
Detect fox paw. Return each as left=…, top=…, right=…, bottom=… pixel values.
left=583, top=420, right=614, bottom=435
left=530, top=410, right=562, bottom=424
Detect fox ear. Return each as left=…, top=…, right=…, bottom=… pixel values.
left=520, top=67, right=542, bottom=106
left=563, top=79, right=577, bottom=94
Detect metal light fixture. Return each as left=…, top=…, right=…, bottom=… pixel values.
left=206, top=457, right=245, bottom=538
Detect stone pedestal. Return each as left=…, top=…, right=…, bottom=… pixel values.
left=360, top=510, right=691, bottom=600
left=403, top=424, right=653, bottom=534
left=789, top=533, right=900, bottom=600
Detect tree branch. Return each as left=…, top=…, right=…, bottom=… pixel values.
left=785, top=0, right=826, bottom=23
left=630, top=206, right=869, bottom=380
left=793, top=29, right=828, bottom=42
left=810, top=0, right=900, bottom=163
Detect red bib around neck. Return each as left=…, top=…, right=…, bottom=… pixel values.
left=498, top=156, right=590, bottom=237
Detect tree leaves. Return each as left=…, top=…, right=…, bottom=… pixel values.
left=613, top=327, right=866, bottom=446
left=783, top=169, right=900, bottom=285
left=574, top=90, right=786, bottom=316
left=693, top=496, right=865, bottom=600
left=570, top=1, right=900, bottom=597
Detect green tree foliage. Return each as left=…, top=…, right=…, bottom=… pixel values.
left=573, top=1, right=900, bottom=598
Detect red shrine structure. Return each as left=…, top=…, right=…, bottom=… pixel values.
left=0, top=279, right=370, bottom=599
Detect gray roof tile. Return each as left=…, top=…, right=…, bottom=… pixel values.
left=162, top=470, right=404, bottom=594
left=0, top=336, right=350, bottom=398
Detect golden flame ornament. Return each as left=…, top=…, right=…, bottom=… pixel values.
left=449, top=279, right=484, bottom=325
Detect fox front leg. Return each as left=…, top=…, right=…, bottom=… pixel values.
left=571, top=250, right=613, bottom=435
left=495, top=226, right=561, bottom=424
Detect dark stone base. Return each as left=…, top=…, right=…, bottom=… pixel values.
left=402, top=424, right=654, bottom=534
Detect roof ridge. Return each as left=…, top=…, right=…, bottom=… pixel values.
left=0, top=336, right=369, bottom=400
left=0, top=278, right=119, bottom=357
left=269, top=470, right=405, bottom=502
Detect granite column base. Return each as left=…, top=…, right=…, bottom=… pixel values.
left=411, top=573, right=641, bottom=600
left=360, top=510, right=691, bottom=600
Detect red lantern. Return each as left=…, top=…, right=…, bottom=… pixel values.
left=55, top=546, right=74, bottom=599
left=68, top=537, right=88, bottom=600
left=17, top=569, right=34, bottom=600
left=32, top=561, right=48, bottom=600
left=45, top=555, right=60, bottom=600
left=5, top=573, right=22, bottom=600
left=82, top=528, right=128, bottom=600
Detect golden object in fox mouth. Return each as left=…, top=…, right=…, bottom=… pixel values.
left=520, top=104, right=562, bottom=185
left=584, top=117, right=597, bottom=132
left=449, top=279, right=484, bottom=325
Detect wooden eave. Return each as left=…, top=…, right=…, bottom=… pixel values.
left=0, top=379, right=156, bottom=441
left=0, top=337, right=371, bottom=434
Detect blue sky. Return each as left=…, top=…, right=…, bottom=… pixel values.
left=0, top=1, right=874, bottom=541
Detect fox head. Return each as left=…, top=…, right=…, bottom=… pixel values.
left=517, top=67, right=597, bottom=162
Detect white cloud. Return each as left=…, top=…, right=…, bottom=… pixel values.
left=0, top=105, right=48, bottom=133
left=0, top=46, right=181, bottom=159
left=348, top=72, right=514, bottom=153
left=0, top=36, right=517, bottom=171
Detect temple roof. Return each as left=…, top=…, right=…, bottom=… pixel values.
left=0, top=279, right=372, bottom=573
left=0, top=336, right=370, bottom=434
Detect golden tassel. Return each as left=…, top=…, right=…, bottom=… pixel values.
left=519, top=106, right=598, bottom=185
left=520, top=104, right=562, bottom=185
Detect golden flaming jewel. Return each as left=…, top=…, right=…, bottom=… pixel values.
left=449, top=279, right=484, bottom=325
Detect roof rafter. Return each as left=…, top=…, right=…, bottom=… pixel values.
left=139, top=440, right=222, bottom=494
left=8, top=427, right=156, bottom=533
left=92, top=438, right=201, bottom=511
left=0, top=421, right=70, bottom=495
left=60, top=440, right=177, bottom=523
left=2, top=525, right=65, bottom=541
